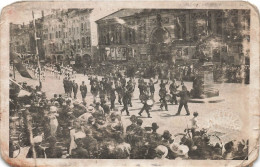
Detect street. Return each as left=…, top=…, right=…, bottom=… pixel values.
left=14, top=69, right=250, bottom=145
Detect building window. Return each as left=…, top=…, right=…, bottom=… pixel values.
left=77, top=39, right=80, bottom=49
left=74, top=40, right=76, bottom=49
left=82, top=37, right=85, bottom=48
left=59, top=31, right=61, bottom=38
left=86, top=37, right=91, bottom=47
left=81, top=23, right=84, bottom=32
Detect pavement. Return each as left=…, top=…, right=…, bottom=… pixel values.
left=13, top=69, right=250, bottom=147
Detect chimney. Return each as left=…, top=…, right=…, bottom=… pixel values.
left=42, top=10, right=44, bottom=19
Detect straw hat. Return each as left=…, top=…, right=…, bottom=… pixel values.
left=50, top=106, right=57, bottom=112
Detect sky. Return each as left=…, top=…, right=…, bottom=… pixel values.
left=8, top=8, right=120, bottom=46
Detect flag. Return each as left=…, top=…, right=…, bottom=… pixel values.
left=10, top=52, right=32, bottom=78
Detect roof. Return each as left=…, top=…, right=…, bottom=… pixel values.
left=96, top=9, right=145, bottom=22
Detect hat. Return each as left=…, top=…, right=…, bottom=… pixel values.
left=170, top=143, right=189, bottom=156
left=136, top=119, right=143, bottom=125
left=110, top=112, right=116, bottom=119
left=193, top=112, right=198, bottom=117
left=33, top=135, right=42, bottom=144
left=50, top=106, right=57, bottom=112
left=155, top=145, right=168, bottom=159
left=88, top=106, right=94, bottom=112
left=66, top=98, right=72, bottom=103
left=162, top=130, right=172, bottom=139
left=130, top=115, right=137, bottom=123
left=152, top=123, right=159, bottom=130
left=54, top=101, right=59, bottom=106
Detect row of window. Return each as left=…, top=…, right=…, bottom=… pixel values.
left=46, top=36, right=91, bottom=53
left=99, top=26, right=146, bottom=45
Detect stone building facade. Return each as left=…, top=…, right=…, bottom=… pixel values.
left=42, top=9, right=93, bottom=66
left=96, top=9, right=250, bottom=65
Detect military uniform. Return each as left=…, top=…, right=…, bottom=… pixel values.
left=72, top=81, right=78, bottom=99
left=80, top=83, right=87, bottom=103
left=169, top=81, right=179, bottom=105
left=126, top=82, right=134, bottom=107
left=176, top=86, right=190, bottom=115
left=138, top=92, right=152, bottom=118
left=121, top=89, right=130, bottom=116
left=159, top=88, right=168, bottom=111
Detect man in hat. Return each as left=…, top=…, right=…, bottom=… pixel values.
left=145, top=123, right=162, bottom=159
left=71, top=138, right=89, bottom=158
left=80, top=81, right=87, bottom=104
left=161, top=130, right=174, bottom=145
left=126, top=115, right=138, bottom=133
left=93, top=101, right=104, bottom=117
left=101, top=100, right=110, bottom=115
left=121, top=88, right=130, bottom=116
left=45, top=136, right=63, bottom=158
left=115, top=79, right=122, bottom=105
left=169, top=79, right=179, bottom=105
left=175, top=85, right=190, bottom=116
left=57, top=94, right=64, bottom=106
left=72, top=80, right=78, bottom=99
left=126, top=80, right=134, bottom=107
left=67, top=78, right=73, bottom=97
left=50, top=94, right=58, bottom=103
left=110, top=85, right=116, bottom=110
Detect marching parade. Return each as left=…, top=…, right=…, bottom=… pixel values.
left=9, top=8, right=250, bottom=160
left=9, top=62, right=249, bottom=160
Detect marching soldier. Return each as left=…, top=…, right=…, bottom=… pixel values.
left=175, top=85, right=190, bottom=116
left=145, top=123, right=162, bottom=159
left=126, top=80, right=134, bottom=107
left=121, top=88, right=130, bottom=116
left=72, top=80, right=78, bottom=99
left=159, top=87, right=168, bottom=111
left=80, top=81, right=87, bottom=104
left=115, top=79, right=123, bottom=105
left=138, top=90, right=152, bottom=118
left=169, top=79, right=179, bottom=105
left=68, top=78, right=73, bottom=98
left=149, top=78, right=158, bottom=99
left=110, top=84, right=116, bottom=110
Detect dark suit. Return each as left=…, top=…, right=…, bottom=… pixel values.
left=80, top=84, right=87, bottom=103
left=72, top=82, right=78, bottom=99
left=177, top=90, right=190, bottom=115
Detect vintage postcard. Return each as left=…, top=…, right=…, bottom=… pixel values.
left=0, top=1, right=259, bottom=167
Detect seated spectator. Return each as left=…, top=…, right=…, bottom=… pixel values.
left=71, top=138, right=89, bottom=159
left=45, top=136, right=62, bottom=158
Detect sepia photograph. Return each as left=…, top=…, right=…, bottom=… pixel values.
left=1, top=1, right=260, bottom=167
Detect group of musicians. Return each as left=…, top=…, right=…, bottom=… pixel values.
left=76, top=73, right=190, bottom=118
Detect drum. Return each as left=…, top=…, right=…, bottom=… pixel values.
left=146, top=99, right=154, bottom=106
left=165, top=94, right=172, bottom=101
